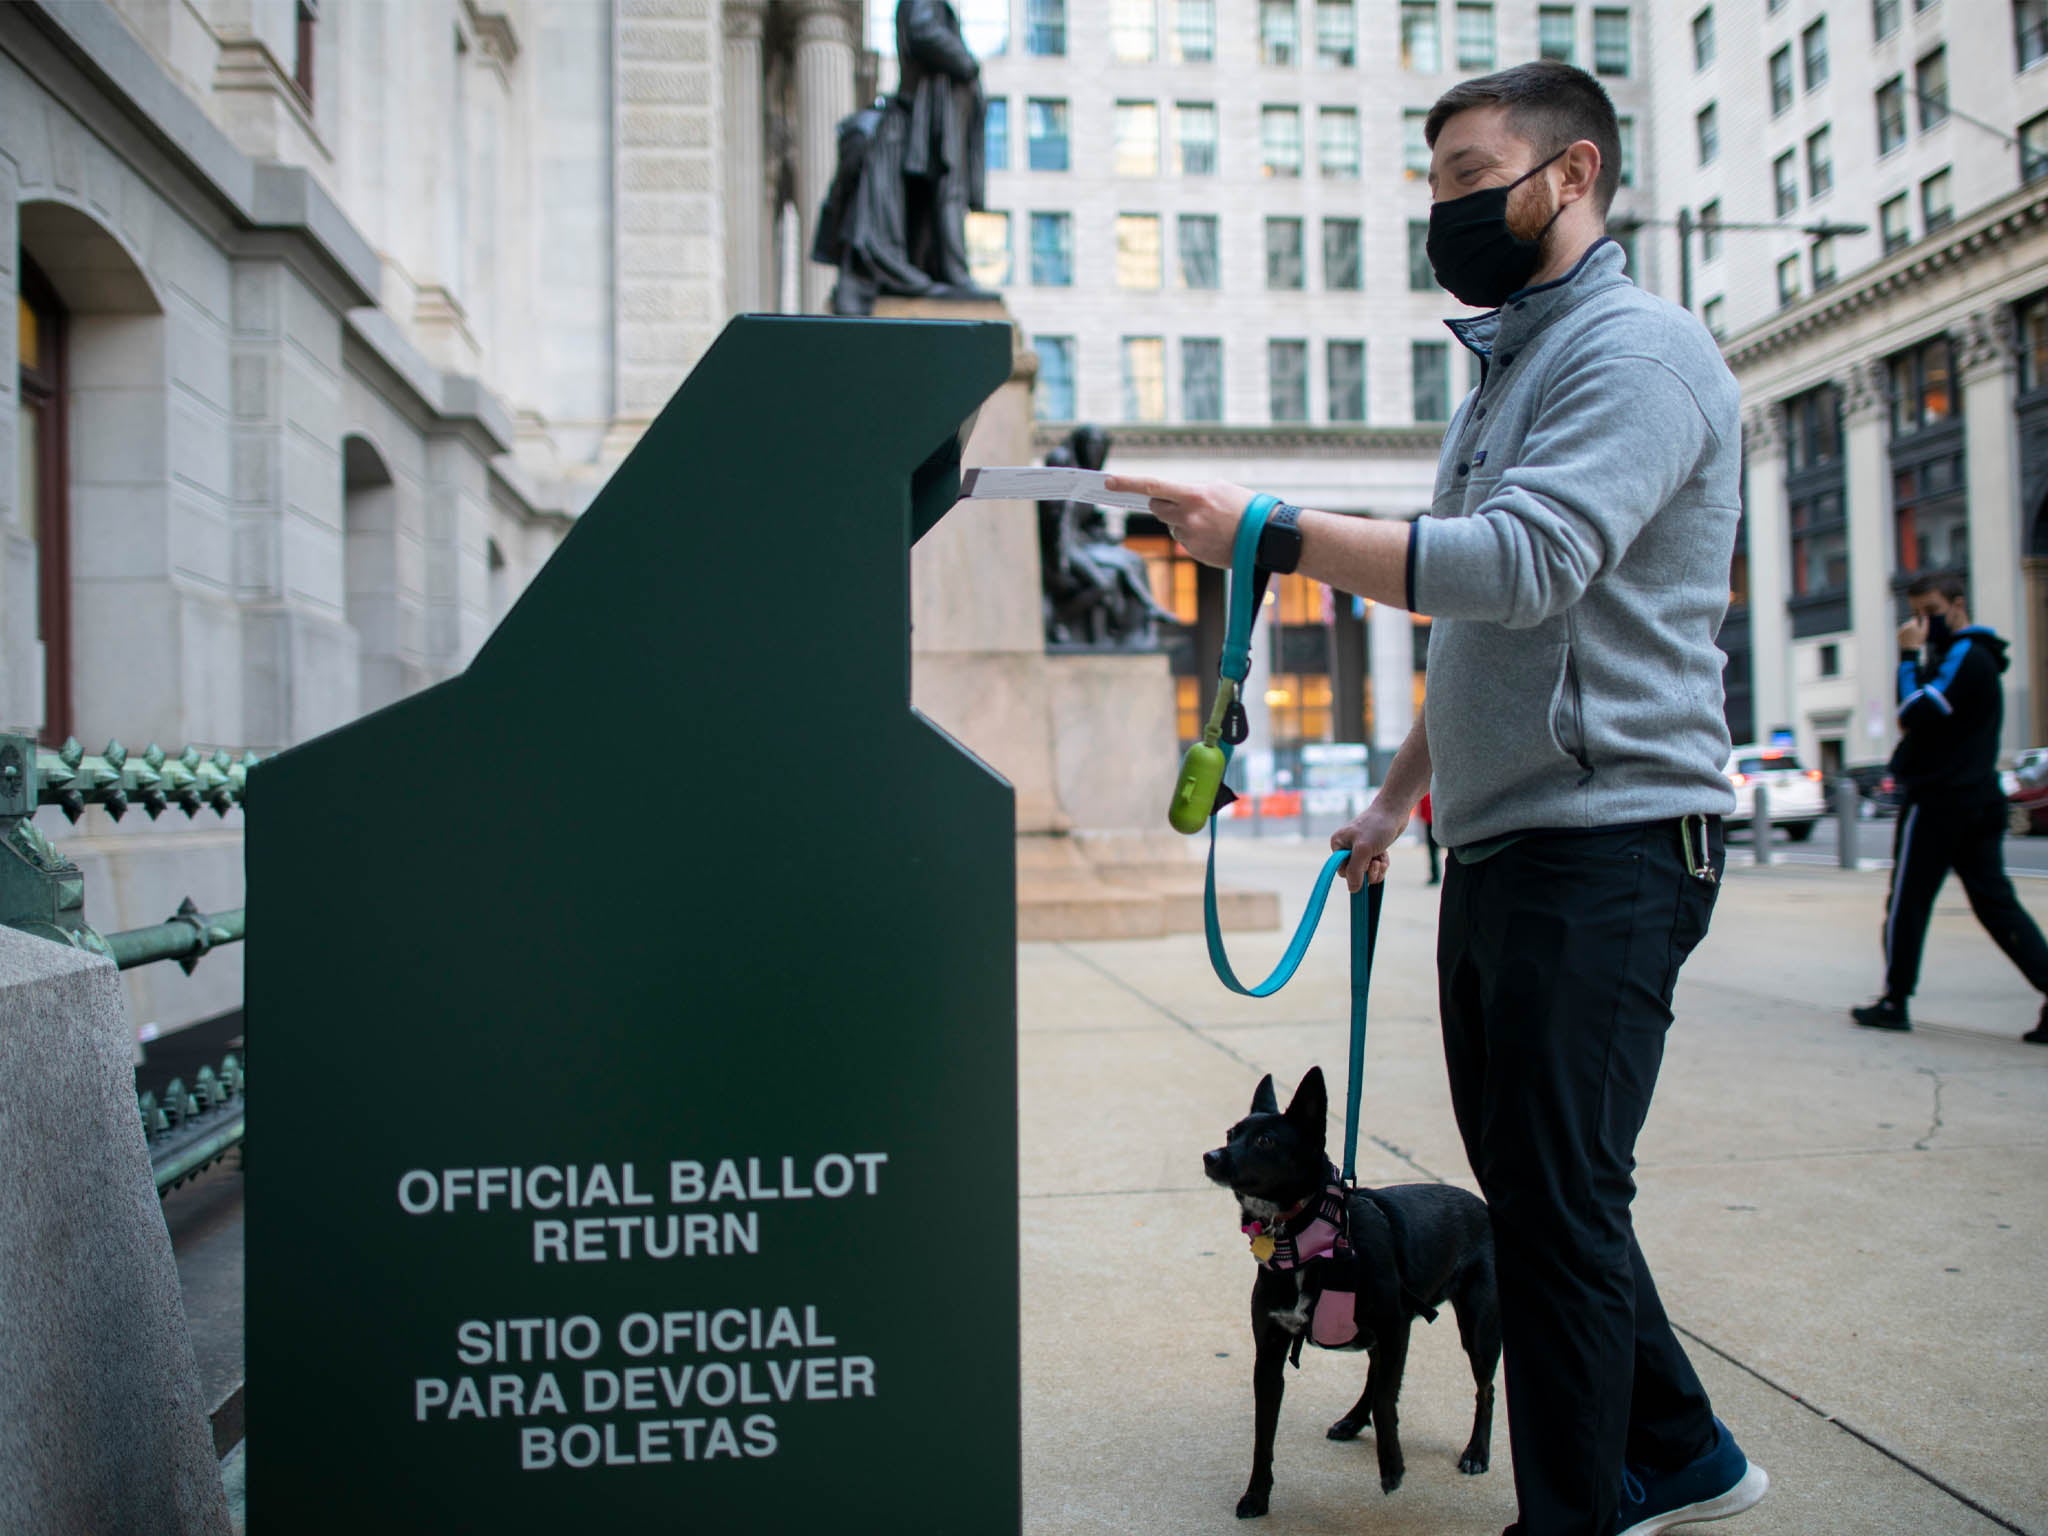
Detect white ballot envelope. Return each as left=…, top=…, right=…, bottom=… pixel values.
left=956, top=466, right=1157, bottom=512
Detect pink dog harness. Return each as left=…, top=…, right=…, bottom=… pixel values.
left=1243, top=1168, right=1360, bottom=1349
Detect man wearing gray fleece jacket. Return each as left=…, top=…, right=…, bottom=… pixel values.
left=1111, top=62, right=1764, bottom=1536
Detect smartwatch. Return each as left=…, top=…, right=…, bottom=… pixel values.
left=1256, top=501, right=1305, bottom=574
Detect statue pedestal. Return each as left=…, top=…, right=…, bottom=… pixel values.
left=884, top=295, right=1277, bottom=940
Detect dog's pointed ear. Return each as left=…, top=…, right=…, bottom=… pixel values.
left=1250, top=1074, right=1279, bottom=1116
left=1285, top=1067, right=1327, bottom=1145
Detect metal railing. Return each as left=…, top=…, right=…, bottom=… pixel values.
left=141, top=1053, right=245, bottom=1195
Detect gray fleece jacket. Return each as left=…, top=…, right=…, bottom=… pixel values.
left=1411, top=239, right=1740, bottom=848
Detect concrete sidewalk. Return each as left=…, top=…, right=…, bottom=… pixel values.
left=1018, top=841, right=2047, bottom=1536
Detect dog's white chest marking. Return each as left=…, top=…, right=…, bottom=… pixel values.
left=1267, top=1273, right=1311, bottom=1335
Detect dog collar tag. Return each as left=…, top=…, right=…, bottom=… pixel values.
left=1249, top=1234, right=1276, bottom=1262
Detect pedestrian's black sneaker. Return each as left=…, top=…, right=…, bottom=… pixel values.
left=1852, top=996, right=1911, bottom=1031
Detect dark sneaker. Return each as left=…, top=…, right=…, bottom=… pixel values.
left=1852, top=996, right=1911, bottom=1031
left=1616, top=1419, right=1768, bottom=1536
left=2025, top=1018, right=2048, bottom=1045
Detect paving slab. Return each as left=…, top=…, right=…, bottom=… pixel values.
left=1020, top=841, right=2047, bottom=1536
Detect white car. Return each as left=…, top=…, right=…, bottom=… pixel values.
left=1724, top=745, right=1827, bottom=841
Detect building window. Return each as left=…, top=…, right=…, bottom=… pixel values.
left=1700, top=199, right=1722, bottom=261
left=1113, top=0, right=1157, bottom=60
left=1412, top=340, right=1451, bottom=422
left=1769, top=46, right=1793, bottom=116
left=2017, top=293, right=2048, bottom=393
left=2022, top=0, right=2048, bottom=70
left=1178, top=214, right=1221, bottom=287
left=1539, top=6, right=1575, bottom=61
left=985, top=98, right=1010, bottom=171
left=1811, top=234, right=1838, bottom=290
left=1408, top=219, right=1438, bottom=290
left=1262, top=106, right=1303, bottom=176
left=1703, top=296, right=1726, bottom=337
left=2024, top=111, right=2048, bottom=183
left=1261, top=0, right=1298, bottom=64
left=1592, top=7, right=1630, bottom=75
left=1696, top=103, right=1719, bottom=166
left=1916, top=48, right=1948, bottom=131
left=1317, top=0, right=1356, bottom=65
left=1270, top=339, right=1309, bottom=422
left=1324, top=217, right=1362, bottom=288
left=1806, top=125, right=1833, bottom=199
left=1401, top=1, right=1441, bottom=70
left=1176, top=102, right=1218, bottom=174
left=1617, top=117, right=1636, bottom=185
left=1774, top=150, right=1799, bottom=216
left=1402, top=110, right=1430, bottom=178
left=1692, top=5, right=1714, bottom=69
left=1456, top=3, right=1495, bottom=68
left=1777, top=253, right=1801, bottom=307
left=1030, top=211, right=1074, bottom=284
left=1117, top=214, right=1163, bottom=288
left=1802, top=18, right=1828, bottom=92
left=1789, top=494, right=1850, bottom=603
left=1115, top=101, right=1160, bottom=176
left=966, top=211, right=1012, bottom=286
left=1876, top=77, right=1906, bottom=155
left=1026, top=0, right=1065, bottom=55
left=1266, top=217, right=1305, bottom=289
left=16, top=260, right=70, bottom=745
left=1327, top=341, right=1366, bottom=422
left=1881, top=193, right=1912, bottom=253
left=1820, top=643, right=1840, bottom=676
left=1027, top=98, right=1069, bottom=170
left=294, top=0, right=317, bottom=102
left=1890, top=335, right=1957, bottom=437
left=1035, top=334, right=1076, bottom=419
left=1122, top=336, right=1167, bottom=422
left=1873, top=0, right=1900, bottom=41
left=1894, top=449, right=1969, bottom=576
left=1176, top=0, right=1217, bottom=60
left=1319, top=108, right=1360, bottom=178
left=962, top=0, right=1010, bottom=53
left=1183, top=338, right=1224, bottom=421
left=1921, top=166, right=1954, bottom=231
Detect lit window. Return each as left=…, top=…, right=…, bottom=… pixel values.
left=1117, top=214, right=1163, bottom=288
left=966, top=211, right=1012, bottom=287
left=961, top=0, right=1009, bottom=54
left=1115, top=101, right=1160, bottom=177
left=1112, top=0, right=1156, bottom=60
left=1122, top=336, right=1167, bottom=422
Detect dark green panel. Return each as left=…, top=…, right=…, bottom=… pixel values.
left=246, top=317, right=1020, bottom=1532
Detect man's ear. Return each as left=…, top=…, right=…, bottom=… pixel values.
left=1250, top=1074, right=1279, bottom=1116
left=1284, top=1067, right=1327, bottom=1147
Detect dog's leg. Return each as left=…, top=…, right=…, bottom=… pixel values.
left=1325, top=1355, right=1375, bottom=1441
left=1367, top=1322, right=1410, bottom=1494
left=1237, top=1318, right=1292, bottom=1518
left=1453, top=1262, right=1503, bottom=1476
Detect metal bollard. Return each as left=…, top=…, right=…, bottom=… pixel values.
left=1835, top=777, right=1860, bottom=869
left=1753, top=782, right=1773, bottom=865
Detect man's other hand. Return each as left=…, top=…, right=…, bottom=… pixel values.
left=1331, top=803, right=1405, bottom=892
left=1102, top=476, right=1254, bottom=569
left=1898, top=616, right=1928, bottom=651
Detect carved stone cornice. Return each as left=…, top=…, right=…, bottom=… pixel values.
left=1841, top=356, right=1891, bottom=422
left=1030, top=423, right=1447, bottom=458
left=787, top=0, right=860, bottom=49
left=1955, top=305, right=2019, bottom=382
left=724, top=0, right=768, bottom=41
left=1741, top=403, right=1786, bottom=457
left=461, top=1, right=519, bottom=66
left=1722, top=182, right=2048, bottom=373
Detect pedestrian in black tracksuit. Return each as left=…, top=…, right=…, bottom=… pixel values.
left=1853, top=575, right=2048, bottom=1042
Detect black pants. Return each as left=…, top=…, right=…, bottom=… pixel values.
left=1439, top=822, right=1721, bottom=1536
left=1425, top=823, right=1442, bottom=884
left=1883, top=789, right=2048, bottom=1001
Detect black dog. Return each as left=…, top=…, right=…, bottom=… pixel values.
left=1203, top=1067, right=1501, bottom=1519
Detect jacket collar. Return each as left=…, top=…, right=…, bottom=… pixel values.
left=1444, top=236, right=1628, bottom=358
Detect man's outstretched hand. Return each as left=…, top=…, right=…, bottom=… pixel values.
left=1103, top=476, right=1255, bottom=568
left=1331, top=803, right=1405, bottom=892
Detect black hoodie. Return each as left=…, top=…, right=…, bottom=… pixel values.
left=1889, top=624, right=2011, bottom=798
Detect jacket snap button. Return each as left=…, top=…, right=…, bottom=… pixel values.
left=1456, top=463, right=1469, bottom=475
left=1499, top=353, right=1514, bottom=366
left=1477, top=406, right=1488, bottom=418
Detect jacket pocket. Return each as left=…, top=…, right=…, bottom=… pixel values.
left=1547, top=644, right=1591, bottom=772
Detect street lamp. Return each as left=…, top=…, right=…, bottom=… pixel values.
left=1612, top=212, right=1871, bottom=314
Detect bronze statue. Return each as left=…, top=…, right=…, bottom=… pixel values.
left=814, top=1, right=992, bottom=316
left=1039, top=426, right=1183, bottom=649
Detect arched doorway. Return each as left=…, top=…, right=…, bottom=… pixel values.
left=342, top=433, right=407, bottom=715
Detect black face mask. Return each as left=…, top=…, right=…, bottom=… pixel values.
left=1426, top=149, right=1569, bottom=309
left=1926, top=612, right=1953, bottom=647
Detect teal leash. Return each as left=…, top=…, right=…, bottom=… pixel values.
left=1200, top=496, right=1384, bottom=1185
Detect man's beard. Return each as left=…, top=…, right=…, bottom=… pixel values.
left=1506, top=177, right=1562, bottom=270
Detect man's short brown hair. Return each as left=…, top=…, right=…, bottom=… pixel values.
left=1906, top=572, right=1967, bottom=604
left=1423, top=62, right=1623, bottom=217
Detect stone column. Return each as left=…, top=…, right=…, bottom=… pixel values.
left=1368, top=594, right=1416, bottom=761
left=1742, top=403, right=1794, bottom=740
left=789, top=0, right=857, bottom=314
left=1842, top=358, right=1897, bottom=764
left=1958, top=307, right=2028, bottom=754
left=722, top=0, right=768, bottom=315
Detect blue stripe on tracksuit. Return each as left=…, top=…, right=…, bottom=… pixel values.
left=1898, top=638, right=1973, bottom=723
